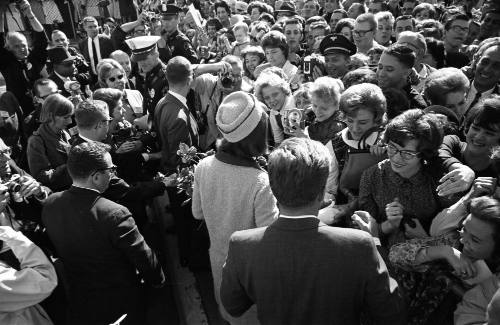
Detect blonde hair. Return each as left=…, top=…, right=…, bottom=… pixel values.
left=308, top=77, right=344, bottom=107
left=254, top=72, right=291, bottom=103
left=39, top=94, right=74, bottom=124
left=97, top=59, right=126, bottom=88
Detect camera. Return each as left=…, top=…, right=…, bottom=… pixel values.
left=302, top=55, right=326, bottom=78
left=219, top=71, right=235, bottom=88
left=282, top=108, right=306, bottom=134
left=2, top=175, right=24, bottom=203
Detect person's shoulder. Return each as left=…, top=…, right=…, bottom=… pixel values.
left=231, top=225, right=269, bottom=243
left=43, top=190, right=65, bottom=206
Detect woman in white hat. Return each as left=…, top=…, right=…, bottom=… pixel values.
left=192, top=91, right=278, bottom=324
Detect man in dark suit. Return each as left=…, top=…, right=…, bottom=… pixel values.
left=78, top=16, right=115, bottom=80
left=154, top=56, right=202, bottom=267
left=220, top=137, right=405, bottom=325
left=47, top=47, right=91, bottom=98
left=42, top=141, right=165, bottom=325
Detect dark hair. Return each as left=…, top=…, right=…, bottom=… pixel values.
left=206, top=18, right=223, bottom=30
left=92, top=88, right=123, bottom=115
left=412, top=3, right=436, bottom=19
left=218, top=114, right=268, bottom=158
left=75, top=99, right=109, bottom=129
left=444, top=13, right=470, bottom=30
left=67, top=142, right=111, bottom=180
left=333, top=18, right=355, bottom=34
left=247, top=1, right=268, bottom=15
left=283, top=17, right=304, bottom=33
left=383, top=43, right=416, bottom=68
left=419, top=19, right=444, bottom=39
left=394, top=15, right=416, bottom=29
left=214, top=1, right=231, bottom=15
left=384, top=109, right=444, bottom=161
left=424, top=37, right=445, bottom=68
left=166, top=56, right=192, bottom=86
left=332, top=9, right=348, bottom=17
left=342, top=67, right=377, bottom=89
left=467, top=196, right=500, bottom=262
left=261, top=31, right=289, bottom=57
left=465, top=95, right=500, bottom=134
left=383, top=88, right=410, bottom=119
left=39, top=94, right=74, bottom=123
left=259, top=12, right=276, bottom=25
left=268, top=138, right=330, bottom=208
left=339, top=83, right=386, bottom=124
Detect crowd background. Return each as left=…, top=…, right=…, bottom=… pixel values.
left=1, top=0, right=500, bottom=324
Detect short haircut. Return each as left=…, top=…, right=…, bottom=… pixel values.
left=166, top=56, right=192, bottom=86
left=261, top=31, right=289, bottom=57
left=39, top=94, right=74, bottom=123
left=419, top=19, right=444, bottom=39
left=384, top=109, right=443, bottom=161
left=444, top=13, right=469, bottom=30
left=75, top=99, right=109, bottom=130
left=333, top=9, right=348, bottom=16
left=375, top=11, right=394, bottom=25
left=305, top=15, right=325, bottom=26
left=214, top=1, right=231, bottom=15
left=233, top=22, right=249, bottom=34
left=109, top=49, right=129, bottom=61
left=82, top=16, right=98, bottom=25
left=284, top=17, right=304, bottom=33
left=97, top=58, right=125, bottom=88
left=33, top=78, right=58, bottom=97
left=92, top=88, right=123, bottom=115
left=254, top=72, right=291, bottom=102
left=423, top=68, right=470, bottom=106
left=308, top=77, right=344, bottom=107
left=340, top=83, right=386, bottom=124
left=470, top=37, right=500, bottom=77
left=247, top=1, right=268, bottom=15
left=67, top=142, right=111, bottom=180
left=342, top=67, right=378, bottom=89
left=260, top=12, right=276, bottom=25
left=398, top=30, right=427, bottom=55
left=467, top=196, right=500, bottom=260
left=310, top=21, right=330, bottom=34
left=333, top=18, right=355, bottom=33
left=394, top=15, right=416, bottom=29
left=466, top=95, right=500, bottom=133
left=383, top=43, right=416, bottom=69
left=356, top=13, right=377, bottom=30
left=412, top=3, right=436, bottom=19
left=5, top=32, right=26, bottom=48
left=268, top=138, right=331, bottom=208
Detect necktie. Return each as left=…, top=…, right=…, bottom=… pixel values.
left=91, top=38, right=99, bottom=74
left=275, top=113, right=284, bottom=130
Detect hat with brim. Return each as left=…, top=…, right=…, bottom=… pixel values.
left=161, top=4, right=182, bottom=18
left=319, top=33, right=357, bottom=56
left=48, top=47, right=76, bottom=64
left=126, top=36, right=161, bottom=62
left=276, top=1, right=297, bottom=15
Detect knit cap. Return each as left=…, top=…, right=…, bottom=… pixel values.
left=216, top=91, right=264, bottom=143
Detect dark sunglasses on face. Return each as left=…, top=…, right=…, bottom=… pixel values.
left=94, top=164, right=117, bottom=175
left=108, top=74, right=124, bottom=82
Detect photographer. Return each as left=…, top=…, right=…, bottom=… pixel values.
left=0, top=0, right=48, bottom=117
left=0, top=226, right=57, bottom=325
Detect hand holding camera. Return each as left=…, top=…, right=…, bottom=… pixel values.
left=282, top=108, right=306, bottom=136
left=2, top=175, right=43, bottom=203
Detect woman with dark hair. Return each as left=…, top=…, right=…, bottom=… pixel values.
left=241, top=45, right=266, bottom=82
left=438, top=95, right=500, bottom=179
left=376, top=43, right=428, bottom=109
left=192, top=91, right=278, bottom=324
left=422, top=37, right=445, bottom=68
left=359, top=109, right=446, bottom=248
left=333, top=17, right=356, bottom=42
left=26, top=94, right=73, bottom=191
left=254, top=31, right=298, bottom=81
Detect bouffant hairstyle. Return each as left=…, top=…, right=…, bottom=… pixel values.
left=383, top=43, right=416, bottom=69
left=384, top=109, right=444, bottom=161
left=309, top=77, right=344, bottom=107
left=465, top=95, right=500, bottom=135
left=467, top=197, right=500, bottom=263
left=261, top=30, right=289, bottom=58
left=423, top=67, right=470, bottom=106
left=339, top=83, right=386, bottom=125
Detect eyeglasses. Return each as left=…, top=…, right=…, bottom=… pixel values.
left=0, top=147, right=12, bottom=155
left=450, top=25, right=469, bottom=33
left=95, top=164, right=117, bottom=175
left=108, top=74, right=124, bottom=82
left=386, top=143, right=420, bottom=160
left=353, top=29, right=373, bottom=37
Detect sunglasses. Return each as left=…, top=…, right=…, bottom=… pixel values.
left=94, top=164, right=117, bottom=175
left=108, top=74, right=124, bottom=82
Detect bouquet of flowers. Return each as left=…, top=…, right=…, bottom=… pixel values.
left=176, top=143, right=215, bottom=205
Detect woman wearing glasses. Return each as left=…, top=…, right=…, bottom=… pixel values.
left=26, top=94, right=73, bottom=191
left=358, top=109, right=446, bottom=249
left=97, top=59, right=145, bottom=127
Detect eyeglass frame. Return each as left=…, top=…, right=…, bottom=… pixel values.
left=93, top=164, right=117, bottom=176
left=353, top=29, right=374, bottom=37
left=386, top=143, right=420, bottom=160
left=108, top=74, right=125, bottom=82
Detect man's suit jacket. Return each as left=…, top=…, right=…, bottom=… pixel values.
left=42, top=186, right=165, bottom=323
left=78, top=35, right=115, bottom=73
left=221, top=217, right=405, bottom=325
left=153, top=92, right=199, bottom=174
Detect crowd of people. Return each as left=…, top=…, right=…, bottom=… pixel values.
left=1, top=0, right=500, bottom=324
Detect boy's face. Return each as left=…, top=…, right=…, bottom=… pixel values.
left=234, top=28, right=248, bottom=43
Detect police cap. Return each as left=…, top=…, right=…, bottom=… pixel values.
left=319, top=34, right=357, bottom=56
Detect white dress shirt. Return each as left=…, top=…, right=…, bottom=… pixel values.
left=88, top=36, right=102, bottom=75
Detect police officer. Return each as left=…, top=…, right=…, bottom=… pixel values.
left=158, top=4, right=198, bottom=64
left=319, top=34, right=357, bottom=79
left=126, top=36, right=169, bottom=117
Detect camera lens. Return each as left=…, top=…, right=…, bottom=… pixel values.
left=221, top=77, right=233, bottom=88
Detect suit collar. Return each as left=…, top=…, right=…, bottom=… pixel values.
left=271, top=217, right=326, bottom=231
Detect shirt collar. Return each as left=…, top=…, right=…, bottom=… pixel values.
left=280, top=214, right=317, bottom=219
left=54, top=71, right=71, bottom=82
left=78, top=134, right=95, bottom=143
left=72, top=184, right=101, bottom=194
left=168, top=90, right=187, bottom=107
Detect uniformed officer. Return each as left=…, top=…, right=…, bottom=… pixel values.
left=158, top=4, right=198, bottom=64
left=319, top=33, right=357, bottom=79
left=126, top=35, right=169, bottom=117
